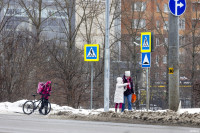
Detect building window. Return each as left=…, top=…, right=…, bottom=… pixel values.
left=155, top=72, right=159, bottom=79
left=156, top=5, right=160, bottom=12
left=192, top=20, right=196, bottom=28
left=163, top=21, right=168, bottom=30
left=192, top=4, right=196, bottom=12
left=164, top=38, right=168, bottom=44
left=132, top=19, right=146, bottom=29
left=132, top=2, right=146, bottom=12
left=7, top=9, right=22, bottom=15
left=192, top=3, right=200, bottom=12
left=163, top=72, right=166, bottom=78
left=156, top=21, right=160, bottom=29
left=156, top=55, right=159, bottom=64
left=192, top=20, right=199, bottom=28
left=156, top=38, right=159, bottom=46
left=164, top=4, right=169, bottom=13
left=163, top=55, right=167, bottom=64
left=179, top=18, right=185, bottom=30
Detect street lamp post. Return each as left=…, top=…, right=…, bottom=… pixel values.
left=104, top=0, right=110, bottom=112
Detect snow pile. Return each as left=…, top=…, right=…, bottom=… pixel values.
left=50, top=104, right=104, bottom=115
left=0, top=100, right=105, bottom=115
left=51, top=109, right=200, bottom=126
left=0, top=100, right=27, bottom=114
left=96, top=110, right=200, bottom=126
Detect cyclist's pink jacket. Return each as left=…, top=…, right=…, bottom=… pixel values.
left=41, top=81, right=52, bottom=99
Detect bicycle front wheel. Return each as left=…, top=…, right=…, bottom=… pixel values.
left=23, top=101, right=34, bottom=115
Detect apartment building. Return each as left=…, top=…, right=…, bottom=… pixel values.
left=1, top=0, right=74, bottom=40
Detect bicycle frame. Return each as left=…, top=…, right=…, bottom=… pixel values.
left=33, top=99, right=43, bottom=111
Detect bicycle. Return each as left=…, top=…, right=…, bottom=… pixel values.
left=23, top=94, right=51, bottom=115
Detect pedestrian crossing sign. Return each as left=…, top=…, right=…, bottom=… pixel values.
left=141, top=32, right=151, bottom=53
left=84, top=44, right=99, bottom=61
left=141, top=53, right=151, bottom=68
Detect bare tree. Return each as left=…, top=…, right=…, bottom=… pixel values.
left=41, top=0, right=89, bottom=108
left=45, top=0, right=120, bottom=108
left=17, top=0, right=61, bottom=97
left=120, top=0, right=150, bottom=109
left=180, top=1, right=200, bottom=107
left=148, top=1, right=170, bottom=109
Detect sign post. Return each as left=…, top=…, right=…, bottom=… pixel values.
left=141, top=32, right=152, bottom=111
left=84, top=44, right=99, bottom=110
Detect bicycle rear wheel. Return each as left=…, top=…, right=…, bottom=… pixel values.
left=23, top=101, right=34, bottom=115
left=39, top=101, right=51, bottom=115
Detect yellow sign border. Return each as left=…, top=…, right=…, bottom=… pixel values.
left=84, top=44, right=99, bottom=61
left=141, top=32, right=151, bottom=53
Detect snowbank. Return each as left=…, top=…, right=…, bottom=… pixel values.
left=0, top=100, right=200, bottom=115
left=0, top=100, right=27, bottom=114
left=0, top=100, right=106, bottom=115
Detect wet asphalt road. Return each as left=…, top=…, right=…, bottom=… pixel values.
left=0, top=114, right=199, bottom=133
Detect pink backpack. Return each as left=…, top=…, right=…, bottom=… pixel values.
left=37, top=82, right=45, bottom=94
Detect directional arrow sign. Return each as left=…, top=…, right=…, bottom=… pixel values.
left=169, top=0, right=186, bottom=16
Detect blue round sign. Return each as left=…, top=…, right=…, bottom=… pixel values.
left=169, top=0, right=186, bottom=16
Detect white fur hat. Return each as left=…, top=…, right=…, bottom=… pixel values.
left=117, top=77, right=123, bottom=83
left=125, top=71, right=130, bottom=77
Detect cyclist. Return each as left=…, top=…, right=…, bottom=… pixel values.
left=39, top=81, right=52, bottom=114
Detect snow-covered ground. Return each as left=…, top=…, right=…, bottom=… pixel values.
left=0, top=100, right=200, bottom=127
left=0, top=100, right=200, bottom=115
left=0, top=100, right=105, bottom=115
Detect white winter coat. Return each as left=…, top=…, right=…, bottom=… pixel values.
left=114, top=77, right=129, bottom=103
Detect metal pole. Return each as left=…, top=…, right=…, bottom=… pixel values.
left=116, top=0, right=121, bottom=61
left=146, top=68, right=149, bottom=111
left=168, top=13, right=180, bottom=111
left=91, top=62, right=93, bottom=110
left=104, top=0, right=110, bottom=112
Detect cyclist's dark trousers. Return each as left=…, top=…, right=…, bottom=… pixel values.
left=40, top=98, right=48, bottom=110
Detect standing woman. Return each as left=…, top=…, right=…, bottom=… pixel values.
left=114, top=77, right=129, bottom=112
left=122, top=71, right=134, bottom=112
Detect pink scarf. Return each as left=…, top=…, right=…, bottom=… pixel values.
left=127, top=78, right=131, bottom=89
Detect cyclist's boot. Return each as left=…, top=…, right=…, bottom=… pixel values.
left=39, top=108, right=42, bottom=114
left=44, top=106, right=48, bottom=115
left=45, top=109, right=47, bottom=115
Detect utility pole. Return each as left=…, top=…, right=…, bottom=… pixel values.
left=168, top=0, right=186, bottom=112
left=104, top=0, right=110, bottom=112
left=168, top=13, right=180, bottom=111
